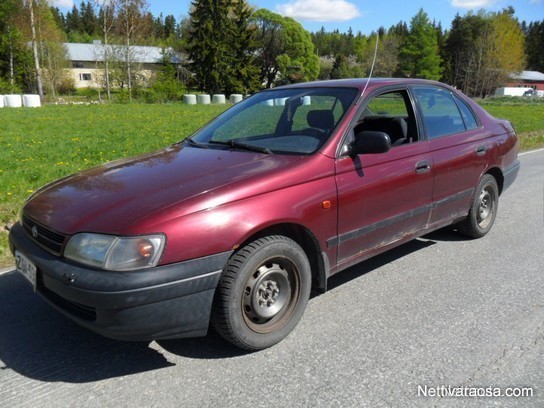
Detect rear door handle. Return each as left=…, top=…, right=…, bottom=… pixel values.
left=476, top=145, right=487, bottom=156
left=415, top=160, right=431, bottom=174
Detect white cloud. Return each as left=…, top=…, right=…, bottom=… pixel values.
left=49, top=0, right=74, bottom=8
left=276, top=0, right=361, bottom=22
left=451, top=0, right=499, bottom=8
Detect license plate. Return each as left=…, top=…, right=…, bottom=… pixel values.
left=15, top=251, right=37, bottom=291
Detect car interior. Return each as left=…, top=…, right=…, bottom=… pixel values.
left=354, top=90, right=419, bottom=147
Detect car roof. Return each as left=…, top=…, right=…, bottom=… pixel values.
left=272, top=78, right=450, bottom=92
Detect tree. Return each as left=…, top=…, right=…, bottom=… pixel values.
left=252, top=9, right=284, bottom=87
left=481, top=9, right=525, bottom=95
left=330, top=54, right=350, bottom=79
left=398, top=9, right=442, bottom=80
left=443, top=13, right=486, bottom=91
left=252, top=9, right=319, bottom=87
left=444, top=9, right=525, bottom=97
left=163, top=14, right=176, bottom=39
left=361, top=33, right=400, bottom=78
left=65, top=4, right=83, bottom=36
left=187, top=0, right=259, bottom=94
left=81, top=1, right=99, bottom=37
left=96, top=0, right=118, bottom=100
left=36, top=4, right=70, bottom=97
left=230, top=0, right=260, bottom=93
left=116, top=0, right=151, bottom=99
left=0, top=0, right=31, bottom=93
left=443, top=13, right=489, bottom=92
left=49, top=6, right=66, bottom=33
left=26, top=0, right=44, bottom=99
left=279, top=16, right=319, bottom=84
left=523, top=20, right=544, bottom=72
left=187, top=0, right=235, bottom=94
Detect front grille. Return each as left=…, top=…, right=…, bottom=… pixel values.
left=22, top=214, right=67, bottom=256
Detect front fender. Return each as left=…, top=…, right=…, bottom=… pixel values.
left=148, top=175, right=338, bottom=266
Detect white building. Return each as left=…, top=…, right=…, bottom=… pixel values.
left=64, top=42, right=181, bottom=88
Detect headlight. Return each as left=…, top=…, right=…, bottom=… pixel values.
left=64, top=233, right=165, bottom=271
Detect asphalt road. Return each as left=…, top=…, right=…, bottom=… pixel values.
left=0, top=149, right=542, bottom=408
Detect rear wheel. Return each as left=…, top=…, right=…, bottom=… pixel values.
left=212, top=235, right=311, bottom=350
left=457, top=174, right=499, bottom=238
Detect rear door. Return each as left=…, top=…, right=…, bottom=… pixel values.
left=411, top=86, right=489, bottom=229
left=334, top=88, right=433, bottom=269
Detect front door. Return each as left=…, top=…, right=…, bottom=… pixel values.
left=334, top=89, right=433, bottom=269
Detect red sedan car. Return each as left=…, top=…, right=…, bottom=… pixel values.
left=9, top=79, right=520, bottom=350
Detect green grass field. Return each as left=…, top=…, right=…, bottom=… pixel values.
left=479, top=100, right=544, bottom=151
left=1, top=100, right=543, bottom=266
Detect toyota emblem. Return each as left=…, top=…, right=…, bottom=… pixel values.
left=31, top=226, right=38, bottom=238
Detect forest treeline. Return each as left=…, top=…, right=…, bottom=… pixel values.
left=0, top=0, right=542, bottom=99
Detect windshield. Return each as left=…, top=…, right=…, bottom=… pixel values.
left=190, top=87, right=358, bottom=155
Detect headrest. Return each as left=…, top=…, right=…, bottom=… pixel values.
left=307, top=110, right=335, bottom=131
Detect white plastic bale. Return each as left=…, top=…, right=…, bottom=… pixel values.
left=183, top=94, right=197, bottom=105
left=212, top=94, right=226, bottom=104
left=302, top=96, right=312, bottom=106
left=23, top=94, right=41, bottom=108
left=0, top=96, right=4, bottom=108
left=5, top=94, right=22, bottom=108
left=263, top=99, right=274, bottom=107
left=274, top=97, right=288, bottom=106
left=197, top=94, right=211, bottom=105
left=230, top=94, right=243, bottom=104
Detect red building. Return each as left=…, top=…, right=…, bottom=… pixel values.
left=508, top=71, right=544, bottom=91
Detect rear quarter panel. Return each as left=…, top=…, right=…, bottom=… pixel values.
left=428, top=128, right=494, bottom=226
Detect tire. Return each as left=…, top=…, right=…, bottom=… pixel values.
left=212, top=235, right=312, bottom=350
left=456, top=174, right=499, bottom=238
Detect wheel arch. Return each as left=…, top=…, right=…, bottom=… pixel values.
left=235, top=223, right=328, bottom=294
left=485, top=167, right=504, bottom=195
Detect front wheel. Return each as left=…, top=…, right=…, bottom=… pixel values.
left=456, top=174, right=499, bottom=238
left=212, top=235, right=312, bottom=350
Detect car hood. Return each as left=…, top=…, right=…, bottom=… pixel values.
left=23, top=144, right=328, bottom=235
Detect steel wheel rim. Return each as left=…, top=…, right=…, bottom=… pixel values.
left=477, top=186, right=495, bottom=228
left=242, top=257, right=300, bottom=334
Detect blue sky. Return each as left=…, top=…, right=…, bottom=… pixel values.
left=53, top=0, right=543, bottom=34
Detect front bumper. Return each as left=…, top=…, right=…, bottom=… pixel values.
left=9, top=222, right=232, bottom=341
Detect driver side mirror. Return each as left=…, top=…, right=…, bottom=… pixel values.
left=349, top=131, right=391, bottom=156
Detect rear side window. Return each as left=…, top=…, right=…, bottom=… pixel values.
left=413, top=87, right=466, bottom=138
left=453, top=95, right=479, bottom=130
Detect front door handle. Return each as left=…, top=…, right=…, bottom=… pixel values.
left=415, top=160, right=431, bottom=174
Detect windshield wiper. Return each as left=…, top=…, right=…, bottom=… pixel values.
left=184, top=137, right=209, bottom=149
left=210, top=140, right=273, bottom=155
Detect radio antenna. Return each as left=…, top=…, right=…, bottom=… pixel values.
left=361, top=33, right=379, bottom=99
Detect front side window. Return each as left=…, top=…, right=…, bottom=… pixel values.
left=413, top=87, right=466, bottom=138
left=352, top=89, right=418, bottom=147
left=191, top=87, right=358, bottom=155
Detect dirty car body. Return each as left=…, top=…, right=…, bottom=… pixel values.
left=9, top=79, right=520, bottom=350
